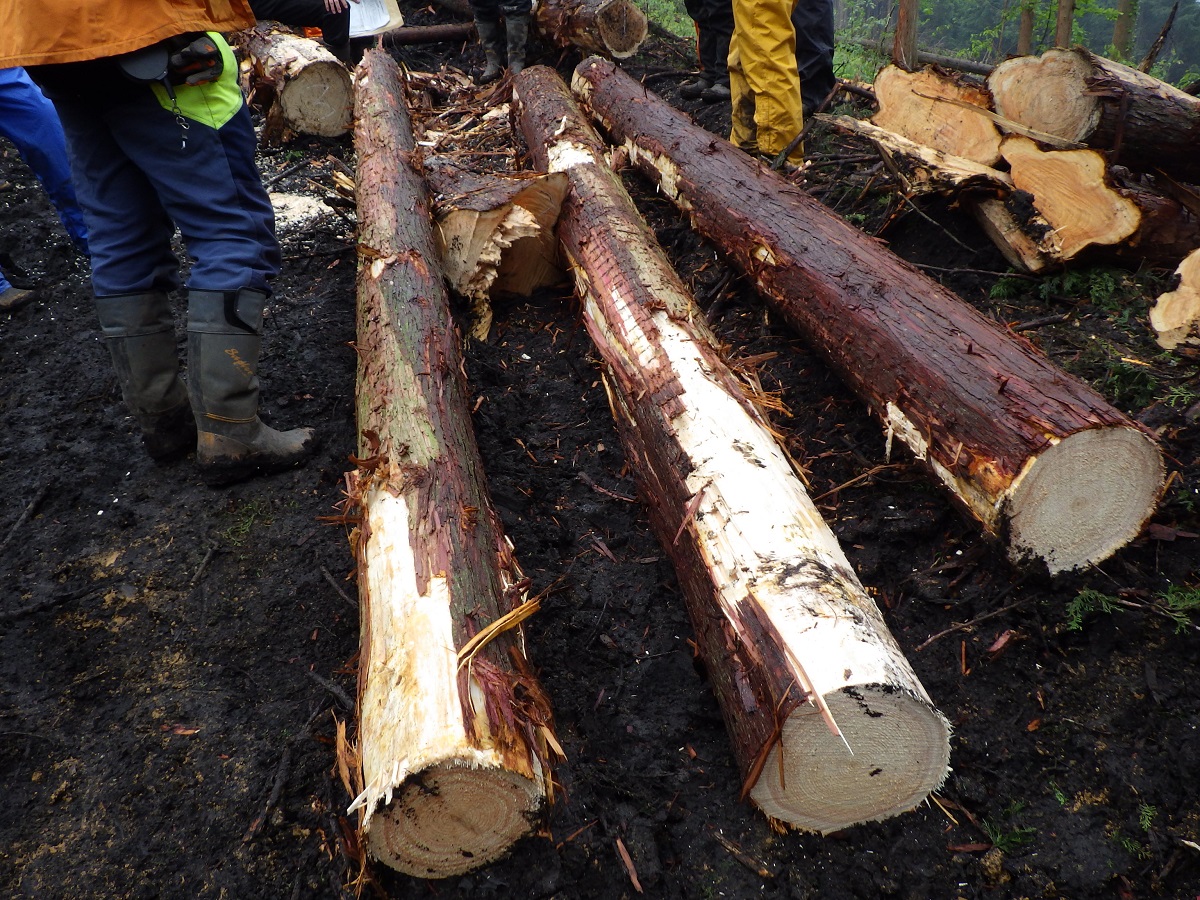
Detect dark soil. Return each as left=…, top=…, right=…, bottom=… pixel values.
left=3, top=13, right=1199, bottom=900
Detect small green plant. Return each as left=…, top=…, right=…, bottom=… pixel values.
left=222, top=498, right=270, bottom=546
left=1157, top=586, right=1200, bottom=634
left=982, top=819, right=1038, bottom=853
left=1048, top=781, right=1068, bottom=807
left=1065, top=588, right=1122, bottom=631
left=1112, top=829, right=1150, bottom=859
left=1160, top=384, right=1200, bottom=409
left=1138, top=803, right=1157, bottom=833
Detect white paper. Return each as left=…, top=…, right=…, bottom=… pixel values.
left=349, top=0, right=403, bottom=38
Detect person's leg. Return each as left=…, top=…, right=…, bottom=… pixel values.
left=498, top=0, right=534, bottom=75
left=791, top=0, right=836, bottom=116
left=727, top=19, right=758, bottom=153
left=470, top=0, right=507, bottom=82
left=734, top=0, right=804, bottom=161
left=697, top=0, right=735, bottom=100
left=0, top=68, right=89, bottom=253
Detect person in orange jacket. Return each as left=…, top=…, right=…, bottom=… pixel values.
left=0, top=0, right=316, bottom=485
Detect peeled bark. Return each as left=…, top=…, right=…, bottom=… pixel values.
left=348, top=50, right=556, bottom=878
left=872, top=65, right=1003, bottom=166
left=988, top=48, right=1200, bottom=184
left=574, top=56, right=1165, bottom=575
left=514, top=65, right=950, bottom=834
left=1150, top=248, right=1200, bottom=349
left=536, top=0, right=648, bottom=59
left=234, top=22, right=353, bottom=138
left=1001, top=134, right=1200, bottom=263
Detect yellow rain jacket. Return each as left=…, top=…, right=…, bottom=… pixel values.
left=728, top=0, right=805, bottom=164
left=0, top=0, right=256, bottom=67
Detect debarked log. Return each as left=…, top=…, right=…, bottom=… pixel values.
left=234, top=22, right=353, bottom=138
left=573, top=56, right=1165, bottom=575
left=347, top=50, right=558, bottom=878
left=988, top=48, right=1200, bottom=184
left=515, top=65, right=950, bottom=833
left=536, top=0, right=648, bottom=60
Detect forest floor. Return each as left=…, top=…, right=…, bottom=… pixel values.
left=2, top=9, right=1199, bottom=900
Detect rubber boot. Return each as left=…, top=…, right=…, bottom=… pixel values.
left=475, top=17, right=506, bottom=83
left=187, top=289, right=315, bottom=486
left=505, top=14, right=531, bottom=75
left=94, top=292, right=196, bottom=462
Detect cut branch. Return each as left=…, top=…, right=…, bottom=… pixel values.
left=573, top=56, right=1165, bottom=575
left=348, top=50, right=557, bottom=878
left=515, top=65, right=949, bottom=833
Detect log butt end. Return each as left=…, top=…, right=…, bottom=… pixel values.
left=595, top=0, right=648, bottom=58
left=749, top=686, right=951, bottom=834
left=1006, top=426, right=1164, bottom=575
left=1150, top=248, right=1200, bottom=349
left=280, top=61, right=353, bottom=137
left=366, top=761, right=545, bottom=878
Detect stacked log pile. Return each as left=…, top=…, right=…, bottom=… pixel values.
left=831, top=50, right=1200, bottom=348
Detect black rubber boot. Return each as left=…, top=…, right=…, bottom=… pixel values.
left=94, top=291, right=196, bottom=462
left=474, top=17, right=506, bottom=83
left=679, top=75, right=713, bottom=100
left=187, top=289, right=315, bottom=486
left=505, top=14, right=531, bottom=75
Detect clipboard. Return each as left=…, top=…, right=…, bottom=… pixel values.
left=349, top=0, right=404, bottom=38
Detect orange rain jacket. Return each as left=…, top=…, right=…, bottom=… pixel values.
left=0, top=0, right=256, bottom=68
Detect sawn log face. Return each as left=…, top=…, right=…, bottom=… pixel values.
left=572, top=57, right=1164, bottom=574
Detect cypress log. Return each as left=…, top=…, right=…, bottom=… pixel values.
left=871, top=65, right=1003, bottom=166
left=234, top=22, right=353, bottom=138
left=573, top=56, right=1165, bottom=575
left=987, top=48, right=1200, bottom=184
left=514, top=65, right=950, bottom=833
left=347, top=50, right=557, bottom=878
left=536, top=0, right=648, bottom=59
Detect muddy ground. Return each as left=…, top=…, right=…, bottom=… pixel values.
left=2, top=12, right=1199, bottom=900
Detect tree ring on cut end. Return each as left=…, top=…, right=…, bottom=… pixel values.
left=366, top=762, right=543, bottom=877
left=1006, top=426, right=1163, bottom=574
left=749, top=686, right=951, bottom=834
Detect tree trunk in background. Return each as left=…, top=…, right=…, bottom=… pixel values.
left=233, top=22, right=353, bottom=138
left=893, top=0, right=919, bottom=70
left=573, top=56, right=1165, bottom=576
left=1055, top=0, right=1076, bottom=46
left=514, top=64, right=950, bottom=834
left=536, top=0, right=648, bottom=59
left=1018, top=2, right=1036, bottom=55
left=989, top=47, right=1200, bottom=184
left=348, top=50, right=557, bottom=878
left=1113, top=0, right=1138, bottom=60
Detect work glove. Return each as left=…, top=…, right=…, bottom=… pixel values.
left=166, top=33, right=224, bottom=86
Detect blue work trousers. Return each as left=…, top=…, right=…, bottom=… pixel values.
left=0, top=67, right=89, bottom=254
left=37, top=69, right=279, bottom=299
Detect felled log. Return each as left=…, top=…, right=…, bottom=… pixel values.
left=574, top=56, right=1165, bottom=575
left=234, top=22, right=353, bottom=138
left=1001, top=134, right=1200, bottom=263
left=825, top=114, right=1012, bottom=197
left=988, top=48, right=1200, bottom=184
left=380, top=22, right=475, bottom=45
left=514, top=65, right=950, bottom=833
left=347, top=50, right=557, bottom=878
left=852, top=38, right=993, bottom=77
left=871, top=65, right=1003, bottom=166
left=536, top=0, right=647, bottom=60
left=1150, top=248, right=1200, bottom=349
left=424, top=157, right=567, bottom=309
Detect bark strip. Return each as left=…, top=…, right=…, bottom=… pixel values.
left=572, top=56, right=1164, bottom=575
left=515, top=65, right=950, bottom=834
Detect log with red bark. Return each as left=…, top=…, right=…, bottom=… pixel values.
left=514, top=64, right=950, bottom=833
left=573, top=56, right=1165, bottom=575
left=536, top=0, right=648, bottom=59
left=233, top=22, right=353, bottom=139
left=988, top=47, right=1200, bottom=184
left=346, top=50, right=558, bottom=878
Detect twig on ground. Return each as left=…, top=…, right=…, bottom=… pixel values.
left=900, top=195, right=977, bottom=253
left=243, top=745, right=293, bottom=843
left=264, top=158, right=311, bottom=189
left=913, top=263, right=1039, bottom=281
left=1011, top=312, right=1073, bottom=332
left=915, top=592, right=1031, bottom=651
left=0, top=481, right=51, bottom=556
left=191, top=540, right=219, bottom=586
left=304, top=668, right=355, bottom=712
left=321, top=565, right=358, bottom=609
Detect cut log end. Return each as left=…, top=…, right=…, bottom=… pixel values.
left=1006, top=426, right=1164, bottom=574
left=750, top=686, right=950, bottom=834
left=1150, top=248, right=1200, bottom=349
left=366, top=762, right=544, bottom=878
left=594, top=0, right=648, bottom=58
left=279, top=60, right=354, bottom=136
left=988, top=49, right=1099, bottom=143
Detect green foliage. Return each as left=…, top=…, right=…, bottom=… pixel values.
left=222, top=498, right=270, bottom=546
left=1065, top=588, right=1122, bottom=631
left=638, top=0, right=692, bottom=37
left=982, top=818, right=1038, bottom=852
left=1157, top=585, right=1200, bottom=634
left=1160, top=384, right=1200, bottom=408
left=1048, top=780, right=1068, bottom=806
left=1138, top=803, right=1158, bottom=833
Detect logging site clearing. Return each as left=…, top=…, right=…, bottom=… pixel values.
left=2, top=4, right=1199, bottom=899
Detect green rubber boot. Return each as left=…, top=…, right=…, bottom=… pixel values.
left=505, top=14, right=531, bottom=75
left=187, top=289, right=315, bottom=486
left=475, top=17, right=506, bottom=83
left=94, top=291, right=196, bottom=462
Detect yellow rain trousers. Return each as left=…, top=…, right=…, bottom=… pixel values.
left=728, top=0, right=805, bottom=163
